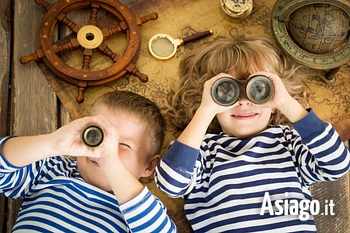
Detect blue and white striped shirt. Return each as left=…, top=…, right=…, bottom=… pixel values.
left=155, top=109, right=350, bottom=232
left=0, top=137, right=176, bottom=233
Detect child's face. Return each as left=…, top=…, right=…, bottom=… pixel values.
left=216, top=97, right=273, bottom=138
left=77, top=107, right=152, bottom=192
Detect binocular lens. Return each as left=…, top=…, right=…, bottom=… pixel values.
left=82, top=125, right=104, bottom=147
left=211, top=77, right=240, bottom=106
left=248, top=80, right=271, bottom=101
left=246, top=76, right=274, bottom=104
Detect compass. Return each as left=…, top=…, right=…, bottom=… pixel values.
left=271, top=0, right=350, bottom=80
left=220, top=0, right=253, bottom=19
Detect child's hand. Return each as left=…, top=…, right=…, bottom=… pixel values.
left=200, top=73, right=236, bottom=114
left=48, top=116, right=115, bottom=158
left=252, top=71, right=294, bottom=109
left=94, top=125, right=120, bottom=167
left=254, top=71, right=308, bottom=123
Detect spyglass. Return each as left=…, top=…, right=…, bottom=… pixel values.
left=211, top=75, right=274, bottom=106
left=148, top=30, right=213, bottom=60
left=82, top=125, right=104, bottom=147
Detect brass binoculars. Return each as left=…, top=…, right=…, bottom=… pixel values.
left=82, top=125, right=104, bottom=147
left=211, top=75, right=274, bottom=106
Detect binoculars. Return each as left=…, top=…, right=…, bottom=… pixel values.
left=82, top=125, right=104, bottom=147
left=211, top=75, right=274, bottom=106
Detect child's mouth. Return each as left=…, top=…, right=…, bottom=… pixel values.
left=232, top=113, right=258, bottom=120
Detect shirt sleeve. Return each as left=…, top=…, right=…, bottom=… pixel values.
left=119, top=186, right=177, bottom=233
left=289, top=109, right=350, bottom=186
left=0, top=136, right=73, bottom=199
left=154, top=140, right=203, bottom=198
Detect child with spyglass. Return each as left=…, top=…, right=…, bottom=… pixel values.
left=154, top=36, right=350, bottom=232
left=0, top=90, right=177, bottom=232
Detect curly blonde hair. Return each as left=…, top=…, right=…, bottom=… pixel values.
left=168, top=35, right=308, bottom=133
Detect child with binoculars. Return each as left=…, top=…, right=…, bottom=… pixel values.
left=0, top=90, right=177, bottom=232
left=155, top=36, right=350, bottom=232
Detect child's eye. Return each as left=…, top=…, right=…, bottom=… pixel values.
left=119, top=143, right=131, bottom=149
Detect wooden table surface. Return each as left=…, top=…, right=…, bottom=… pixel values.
left=1, top=0, right=350, bottom=232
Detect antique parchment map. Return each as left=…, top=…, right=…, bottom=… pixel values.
left=33, top=0, right=350, bottom=232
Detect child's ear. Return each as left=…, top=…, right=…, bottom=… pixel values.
left=141, top=154, right=161, bottom=177
left=271, top=108, right=276, bottom=114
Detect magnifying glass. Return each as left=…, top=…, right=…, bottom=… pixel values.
left=148, top=30, right=213, bottom=60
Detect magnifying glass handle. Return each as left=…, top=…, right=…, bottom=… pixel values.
left=181, top=30, right=213, bottom=45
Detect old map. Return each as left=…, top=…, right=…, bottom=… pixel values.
left=30, top=0, right=350, bottom=232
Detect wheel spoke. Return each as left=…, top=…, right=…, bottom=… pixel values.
left=20, top=37, right=80, bottom=64
left=89, top=3, right=100, bottom=26
left=102, top=22, right=128, bottom=38
left=20, top=49, right=45, bottom=64
left=97, top=42, right=121, bottom=62
left=125, top=63, right=148, bottom=82
left=52, top=38, right=81, bottom=55
left=35, top=0, right=52, bottom=11
left=136, top=12, right=158, bottom=26
left=57, top=13, right=81, bottom=33
left=76, top=83, right=87, bottom=104
left=82, top=49, right=93, bottom=72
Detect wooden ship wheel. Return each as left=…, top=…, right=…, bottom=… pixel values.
left=20, top=0, right=158, bottom=103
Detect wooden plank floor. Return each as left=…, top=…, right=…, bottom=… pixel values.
left=0, top=0, right=349, bottom=233
left=0, top=0, right=11, bottom=231
left=0, top=1, right=71, bottom=232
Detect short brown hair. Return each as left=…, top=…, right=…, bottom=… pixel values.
left=91, top=91, right=166, bottom=156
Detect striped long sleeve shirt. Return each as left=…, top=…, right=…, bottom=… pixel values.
left=0, top=137, right=177, bottom=233
left=155, top=109, right=350, bottom=232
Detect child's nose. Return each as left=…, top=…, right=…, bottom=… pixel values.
left=237, top=98, right=253, bottom=106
